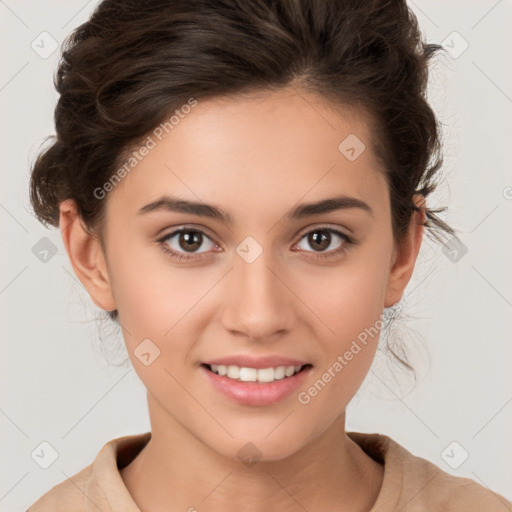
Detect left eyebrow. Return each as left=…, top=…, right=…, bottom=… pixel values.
left=137, top=194, right=374, bottom=223
left=285, top=195, right=374, bottom=220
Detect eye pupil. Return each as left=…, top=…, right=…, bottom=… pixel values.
left=309, top=231, right=330, bottom=251
left=180, top=231, right=202, bottom=252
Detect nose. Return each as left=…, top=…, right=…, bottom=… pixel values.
left=219, top=247, right=295, bottom=342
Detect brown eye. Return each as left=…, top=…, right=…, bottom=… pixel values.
left=177, top=230, right=203, bottom=252
left=307, top=230, right=332, bottom=251
left=159, top=227, right=218, bottom=259
left=294, top=227, right=353, bottom=260
left=298, top=229, right=346, bottom=253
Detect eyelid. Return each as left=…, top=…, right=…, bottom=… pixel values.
left=293, top=225, right=354, bottom=259
left=156, top=223, right=355, bottom=261
left=157, top=224, right=219, bottom=244
left=296, top=223, right=353, bottom=242
left=157, top=223, right=352, bottom=245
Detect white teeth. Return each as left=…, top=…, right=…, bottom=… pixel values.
left=284, top=366, right=295, bottom=377
left=274, top=366, right=286, bottom=380
left=239, top=367, right=257, bottom=382
left=257, top=367, right=275, bottom=382
left=227, top=365, right=240, bottom=379
left=208, top=364, right=304, bottom=383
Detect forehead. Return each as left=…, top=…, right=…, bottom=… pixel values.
left=106, top=87, right=389, bottom=222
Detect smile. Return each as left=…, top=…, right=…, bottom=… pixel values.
left=201, top=359, right=313, bottom=406
left=206, top=364, right=307, bottom=383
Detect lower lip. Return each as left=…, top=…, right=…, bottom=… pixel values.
left=201, top=365, right=311, bottom=406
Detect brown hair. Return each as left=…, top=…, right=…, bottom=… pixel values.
left=29, top=0, right=457, bottom=374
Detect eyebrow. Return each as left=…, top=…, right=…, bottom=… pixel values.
left=137, top=194, right=374, bottom=223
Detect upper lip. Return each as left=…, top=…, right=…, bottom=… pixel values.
left=202, top=355, right=310, bottom=369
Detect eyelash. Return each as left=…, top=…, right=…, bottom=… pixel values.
left=156, top=225, right=355, bottom=262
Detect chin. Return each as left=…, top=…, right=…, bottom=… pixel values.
left=205, top=425, right=313, bottom=465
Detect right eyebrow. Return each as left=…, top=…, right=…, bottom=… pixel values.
left=137, top=196, right=235, bottom=223
left=137, top=193, right=374, bottom=223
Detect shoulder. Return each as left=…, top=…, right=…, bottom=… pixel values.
left=347, top=431, right=511, bottom=512
left=26, top=463, right=97, bottom=512
left=26, top=432, right=149, bottom=512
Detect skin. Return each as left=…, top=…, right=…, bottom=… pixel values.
left=59, top=86, right=425, bottom=511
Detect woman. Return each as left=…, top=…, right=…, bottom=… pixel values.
left=27, top=0, right=510, bottom=510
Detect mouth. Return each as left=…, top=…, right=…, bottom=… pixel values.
left=200, top=360, right=313, bottom=406
left=202, top=363, right=312, bottom=383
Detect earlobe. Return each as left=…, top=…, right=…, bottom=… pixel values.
left=384, top=194, right=426, bottom=307
left=59, top=199, right=117, bottom=312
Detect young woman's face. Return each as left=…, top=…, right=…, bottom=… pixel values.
left=90, top=87, right=420, bottom=460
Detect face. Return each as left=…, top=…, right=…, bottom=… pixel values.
left=61, top=87, right=423, bottom=461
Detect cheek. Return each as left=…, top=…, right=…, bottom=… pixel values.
left=106, top=249, right=204, bottom=400
left=313, top=276, right=383, bottom=390
left=300, top=250, right=390, bottom=343
left=295, top=286, right=385, bottom=432
left=107, top=237, right=205, bottom=333
left=292, top=244, right=391, bottom=409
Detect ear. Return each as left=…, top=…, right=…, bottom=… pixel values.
left=384, top=194, right=426, bottom=307
left=59, top=199, right=117, bottom=312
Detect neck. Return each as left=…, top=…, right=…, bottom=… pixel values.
left=120, top=395, right=383, bottom=512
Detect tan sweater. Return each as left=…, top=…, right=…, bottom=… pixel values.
left=27, top=431, right=511, bottom=511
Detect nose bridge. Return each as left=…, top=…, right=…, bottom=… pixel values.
left=220, top=240, right=293, bottom=340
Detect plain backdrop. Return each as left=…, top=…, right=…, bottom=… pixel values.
left=1, top=1, right=511, bottom=509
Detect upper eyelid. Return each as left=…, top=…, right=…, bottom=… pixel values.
left=159, top=224, right=351, bottom=249
left=159, top=226, right=218, bottom=244
left=297, top=225, right=350, bottom=238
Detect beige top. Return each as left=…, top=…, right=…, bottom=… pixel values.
left=27, top=431, right=511, bottom=511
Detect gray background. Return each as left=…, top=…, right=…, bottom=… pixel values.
left=1, top=0, right=511, bottom=509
